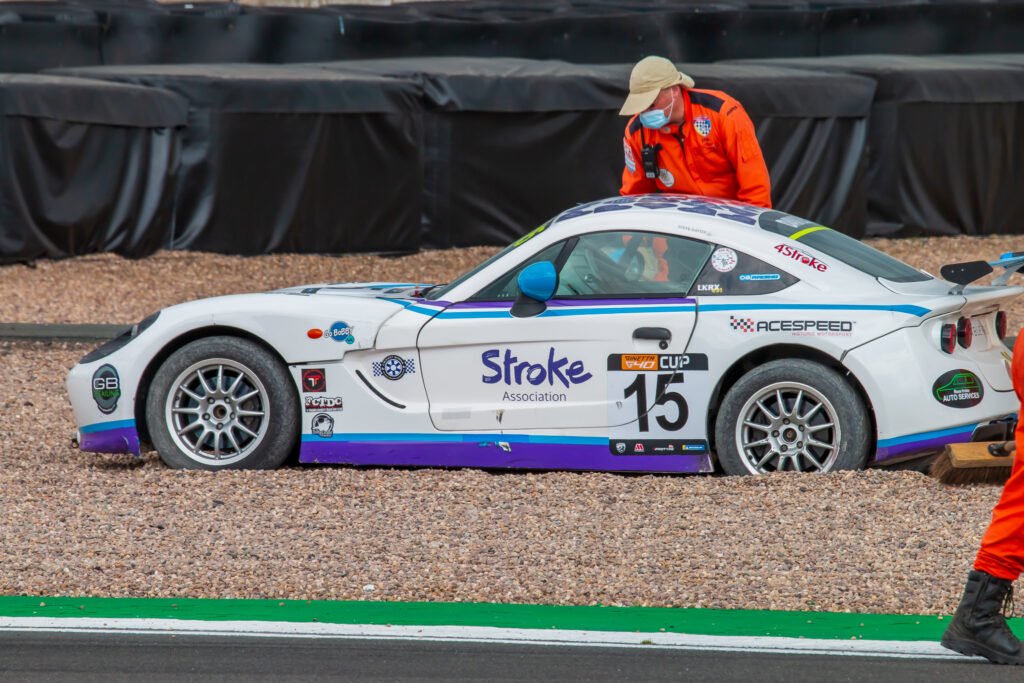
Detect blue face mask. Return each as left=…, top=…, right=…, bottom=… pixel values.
left=639, top=109, right=669, bottom=130
left=639, top=94, right=675, bottom=130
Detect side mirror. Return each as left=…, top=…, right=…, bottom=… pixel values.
left=512, top=261, right=557, bottom=317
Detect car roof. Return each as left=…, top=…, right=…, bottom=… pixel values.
left=550, top=194, right=771, bottom=237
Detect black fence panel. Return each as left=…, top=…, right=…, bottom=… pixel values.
left=821, top=3, right=1024, bottom=58
left=730, top=55, right=1024, bottom=237
left=0, top=74, right=186, bottom=262
left=311, top=58, right=874, bottom=246
left=51, top=64, right=424, bottom=255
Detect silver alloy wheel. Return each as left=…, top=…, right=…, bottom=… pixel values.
left=733, top=381, right=841, bottom=474
left=164, top=357, right=270, bottom=466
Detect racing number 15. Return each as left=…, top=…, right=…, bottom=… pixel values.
left=623, top=373, right=687, bottom=432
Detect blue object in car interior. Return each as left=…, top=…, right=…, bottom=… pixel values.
left=518, top=261, right=557, bottom=302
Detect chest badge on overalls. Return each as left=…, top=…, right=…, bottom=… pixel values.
left=658, top=167, right=675, bottom=187
left=693, top=115, right=712, bottom=137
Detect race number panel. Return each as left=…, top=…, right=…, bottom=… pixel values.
left=607, top=353, right=711, bottom=455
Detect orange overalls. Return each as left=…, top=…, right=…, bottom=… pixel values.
left=620, top=88, right=772, bottom=209
left=975, top=332, right=1024, bottom=580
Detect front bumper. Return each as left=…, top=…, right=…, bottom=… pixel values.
left=77, top=419, right=140, bottom=456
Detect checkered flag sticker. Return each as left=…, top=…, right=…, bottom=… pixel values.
left=372, top=355, right=416, bottom=379
left=729, top=315, right=755, bottom=332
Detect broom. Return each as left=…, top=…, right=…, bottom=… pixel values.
left=929, top=441, right=1016, bottom=485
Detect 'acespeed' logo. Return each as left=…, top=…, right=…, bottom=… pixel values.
left=774, top=244, right=827, bottom=272
left=730, top=316, right=853, bottom=335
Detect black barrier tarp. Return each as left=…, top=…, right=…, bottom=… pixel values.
left=309, top=1, right=822, bottom=64
left=1, top=2, right=1023, bottom=73
left=51, top=64, right=423, bottom=255
left=0, top=74, right=187, bottom=262
left=820, top=3, right=1024, bottom=57
left=88, top=1, right=821, bottom=67
left=0, top=8, right=102, bottom=73
left=312, top=57, right=874, bottom=246
left=729, top=55, right=1024, bottom=238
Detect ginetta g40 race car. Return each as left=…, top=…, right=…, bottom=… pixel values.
left=66, top=195, right=1023, bottom=475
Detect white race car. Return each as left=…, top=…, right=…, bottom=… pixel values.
left=66, top=195, right=1023, bottom=474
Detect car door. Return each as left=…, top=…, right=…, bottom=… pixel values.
left=417, top=230, right=713, bottom=433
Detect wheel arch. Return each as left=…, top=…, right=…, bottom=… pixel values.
left=705, top=344, right=877, bottom=460
left=133, top=325, right=293, bottom=446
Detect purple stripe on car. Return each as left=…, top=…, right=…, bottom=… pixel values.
left=79, top=426, right=140, bottom=457
left=874, top=432, right=972, bottom=462
left=546, top=298, right=695, bottom=307
left=446, top=298, right=695, bottom=309
left=300, top=440, right=712, bottom=473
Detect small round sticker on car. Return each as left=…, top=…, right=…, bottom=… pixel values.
left=932, top=369, right=984, bottom=408
left=711, top=248, right=738, bottom=273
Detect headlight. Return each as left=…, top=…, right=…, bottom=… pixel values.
left=78, top=312, right=160, bottom=364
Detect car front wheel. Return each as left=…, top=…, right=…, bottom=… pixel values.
left=714, top=359, right=870, bottom=475
left=145, top=336, right=298, bottom=470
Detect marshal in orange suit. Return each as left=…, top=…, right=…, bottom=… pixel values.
left=619, top=56, right=771, bottom=209
left=942, top=332, right=1024, bottom=664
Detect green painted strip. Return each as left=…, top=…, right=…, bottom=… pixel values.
left=788, top=225, right=829, bottom=241
left=0, top=597, right=1009, bottom=642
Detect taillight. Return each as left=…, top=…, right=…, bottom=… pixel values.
left=957, top=316, right=972, bottom=348
left=996, top=311, right=1008, bottom=341
left=940, top=324, right=957, bottom=354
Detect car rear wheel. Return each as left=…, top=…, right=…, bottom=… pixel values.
left=714, top=359, right=870, bottom=475
left=145, top=336, right=298, bottom=470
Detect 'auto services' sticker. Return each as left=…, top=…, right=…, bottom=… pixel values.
left=932, top=369, right=984, bottom=408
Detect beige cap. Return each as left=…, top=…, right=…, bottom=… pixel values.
left=619, top=56, right=695, bottom=116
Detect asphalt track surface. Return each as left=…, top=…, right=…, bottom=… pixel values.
left=1, top=632, right=1018, bottom=682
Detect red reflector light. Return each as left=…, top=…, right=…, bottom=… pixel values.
left=996, top=311, right=1008, bottom=341
left=957, top=316, right=972, bottom=348
left=307, top=329, right=323, bottom=339
left=940, top=324, right=956, bottom=354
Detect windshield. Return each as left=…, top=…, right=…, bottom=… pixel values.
left=757, top=211, right=930, bottom=283
left=424, top=222, right=550, bottom=300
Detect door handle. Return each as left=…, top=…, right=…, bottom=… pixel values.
left=633, top=327, right=671, bottom=349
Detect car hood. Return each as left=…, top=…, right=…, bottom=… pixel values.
left=112, top=283, right=446, bottom=366
left=271, top=282, right=435, bottom=300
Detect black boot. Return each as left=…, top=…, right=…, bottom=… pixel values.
left=941, top=569, right=1024, bottom=664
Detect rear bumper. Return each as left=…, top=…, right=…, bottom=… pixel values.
left=874, top=415, right=1015, bottom=463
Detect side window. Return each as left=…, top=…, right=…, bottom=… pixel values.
left=689, top=245, right=798, bottom=296
left=470, top=242, right=567, bottom=301
left=556, top=231, right=712, bottom=297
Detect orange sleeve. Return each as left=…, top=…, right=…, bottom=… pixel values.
left=1011, top=332, right=1024, bottom=404
left=720, top=103, right=772, bottom=208
left=620, top=128, right=657, bottom=196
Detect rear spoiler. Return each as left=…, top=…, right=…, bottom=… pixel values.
left=989, top=252, right=1024, bottom=286
left=940, top=252, right=1024, bottom=294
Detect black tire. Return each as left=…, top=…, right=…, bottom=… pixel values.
left=145, top=336, right=298, bottom=470
left=714, top=359, right=870, bottom=475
